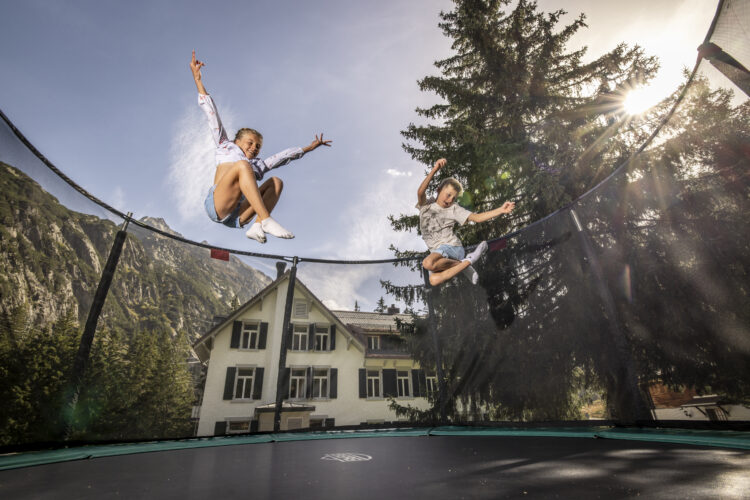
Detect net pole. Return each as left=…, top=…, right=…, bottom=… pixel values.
left=569, top=209, right=653, bottom=423
left=61, top=214, right=132, bottom=440
left=274, top=257, right=298, bottom=432
left=423, top=268, right=448, bottom=424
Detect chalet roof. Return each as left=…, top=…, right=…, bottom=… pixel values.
left=332, top=310, right=413, bottom=334
left=192, top=271, right=365, bottom=356
left=681, top=395, right=724, bottom=407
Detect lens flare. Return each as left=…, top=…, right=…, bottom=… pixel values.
left=623, top=86, right=662, bottom=115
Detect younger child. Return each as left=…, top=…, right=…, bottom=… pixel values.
left=417, top=158, right=515, bottom=286
left=190, top=50, right=331, bottom=243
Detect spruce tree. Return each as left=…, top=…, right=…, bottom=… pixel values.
left=386, top=0, right=673, bottom=421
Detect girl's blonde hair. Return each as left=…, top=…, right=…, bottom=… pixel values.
left=438, top=177, right=463, bottom=196
left=235, top=128, right=263, bottom=142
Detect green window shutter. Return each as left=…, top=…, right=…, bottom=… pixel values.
left=286, top=323, right=293, bottom=350
left=282, top=367, right=291, bottom=399
left=358, top=369, right=366, bottom=398
left=306, top=366, right=313, bottom=398
left=258, top=322, right=268, bottom=349
left=411, top=370, right=422, bottom=397
left=253, top=367, right=264, bottom=400
left=230, top=321, right=241, bottom=348
left=223, top=367, right=236, bottom=400
left=329, top=324, right=336, bottom=351
left=330, top=368, right=338, bottom=398
left=308, top=323, right=315, bottom=350
left=214, top=421, right=227, bottom=436
left=383, top=369, right=397, bottom=397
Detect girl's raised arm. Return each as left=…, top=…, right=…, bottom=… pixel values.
left=190, top=50, right=208, bottom=95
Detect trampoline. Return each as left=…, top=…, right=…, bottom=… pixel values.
left=1, top=428, right=749, bottom=499
left=1, top=1, right=750, bottom=499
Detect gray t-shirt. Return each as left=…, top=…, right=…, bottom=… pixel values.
left=417, top=197, right=472, bottom=251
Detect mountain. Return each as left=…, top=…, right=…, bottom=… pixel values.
left=0, top=161, right=271, bottom=340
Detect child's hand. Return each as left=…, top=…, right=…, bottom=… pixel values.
left=499, top=201, right=515, bottom=214
left=190, top=50, right=205, bottom=80
left=304, top=133, right=332, bottom=153
left=433, top=158, right=447, bottom=171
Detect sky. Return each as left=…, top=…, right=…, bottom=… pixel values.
left=0, top=0, right=721, bottom=310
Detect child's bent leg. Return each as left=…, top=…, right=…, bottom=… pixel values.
left=238, top=177, right=283, bottom=226
left=215, top=163, right=293, bottom=239
left=213, top=161, right=270, bottom=221
left=422, top=253, right=471, bottom=287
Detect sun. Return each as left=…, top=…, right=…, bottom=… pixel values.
left=622, top=79, right=674, bottom=115
left=623, top=87, right=657, bottom=115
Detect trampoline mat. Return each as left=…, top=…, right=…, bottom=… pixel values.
left=1, top=435, right=748, bottom=499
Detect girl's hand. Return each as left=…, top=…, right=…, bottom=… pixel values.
left=433, top=158, right=447, bottom=171
left=305, top=133, right=332, bottom=152
left=499, top=201, right=515, bottom=214
left=190, top=50, right=205, bottom=81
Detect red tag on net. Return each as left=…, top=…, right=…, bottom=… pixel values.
left=489, top=239, right=507, bottom=252
left=210, top=248, right=230, bottom=261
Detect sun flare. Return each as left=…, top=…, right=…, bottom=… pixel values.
left=623, top=83, right=670, bottom=115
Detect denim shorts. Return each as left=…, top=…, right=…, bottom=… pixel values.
left=435, top=244, right=465, bottom=261
left=204, top=185, right=242, bottom=228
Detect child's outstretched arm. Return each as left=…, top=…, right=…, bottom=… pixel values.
left=467, top=201, right=515, bottom=223
left=190, top=50, right=208, bottom=95
left=417, top=158, right=446, bottom=206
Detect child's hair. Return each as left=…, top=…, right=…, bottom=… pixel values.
left=437, top=177, right=463, bottom=196
left=235, top=128, right=263, bottom=142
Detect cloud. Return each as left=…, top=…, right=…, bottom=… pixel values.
left=386, top=168, right=412, bottom=177
left=299, top=170, right=425, bottom=311
left=167, top=103, right=240, bottom=224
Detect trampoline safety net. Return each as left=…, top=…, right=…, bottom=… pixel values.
left=0, top=0, right=748, bottom=454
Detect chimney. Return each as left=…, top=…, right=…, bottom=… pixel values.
left=276, top=261, right=287, bottom=279
left=387, top=304, right=400, bottom=314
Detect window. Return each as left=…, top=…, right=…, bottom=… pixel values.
left=314, top=325, right=329, bottom=351
left=227, top=420, right=251, bottom=434
left=367, top=336, right=380, bottom=350
left=367, top=370, right=381, bottom=398
left=240, top=322, right=259, bottom=350
left=290, top=368, right=307, bottom=399
left=309, top=417, right=326, bottom=429
left=293, top=300, right=308, bottom=318
left=426, top=376, right=438, bottom=395
left=397, top=371, right=411, bottom=397
left=312, top=368, right=329, bottom=398
left=292, top=324, right=308, bottom=351
left=234, top=368, right=255, bottom=400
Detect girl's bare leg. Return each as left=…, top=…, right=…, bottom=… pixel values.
left=213, top=162, right=292, bottom=239
left=237, top=177, right=283, bottom=226
left=213, top=161, right=270, bottom=220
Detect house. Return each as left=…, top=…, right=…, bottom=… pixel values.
left=645, top=382, right=750, bottom=421
left=192, top=271, right=433, bottom=436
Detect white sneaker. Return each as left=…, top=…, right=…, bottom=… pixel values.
left=462, top=264, right=479, bottom=285
left=464, top=241, right=488, bottom=265
left=261, top=217, right=294, bottom=239
left=245, top=222, right=266, bottom=243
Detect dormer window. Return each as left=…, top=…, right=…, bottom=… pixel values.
left=367, top=335, right=380, bottom=351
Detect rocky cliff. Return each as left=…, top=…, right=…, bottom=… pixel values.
left=0, top=161, right=271, bottom=340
